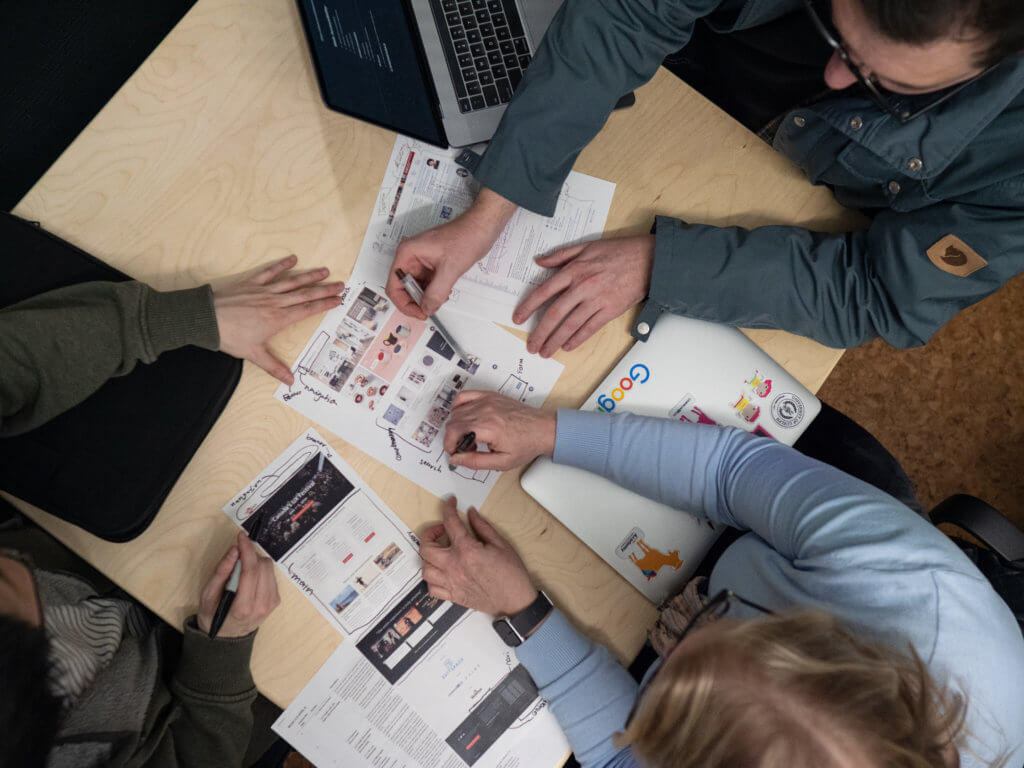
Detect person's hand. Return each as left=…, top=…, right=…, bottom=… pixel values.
left=197, top=531, right=281, bottom=638
left=385, top=187, right=518, bottom=319
left=513, top=235, right=655, bottom=358
left=443, top=391, right=556, bottom=471
left=214, top=254, right=344, bottom=385
left=420, top=498, right=537, bottom=617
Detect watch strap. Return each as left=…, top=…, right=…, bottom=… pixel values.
left=493, top=591, right=553, bottom=646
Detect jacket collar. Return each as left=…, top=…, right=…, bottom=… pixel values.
left=810, top=56, right=1024, bottom=179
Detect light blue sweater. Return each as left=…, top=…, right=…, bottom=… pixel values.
left=515, top=411, right=1024, bottom=768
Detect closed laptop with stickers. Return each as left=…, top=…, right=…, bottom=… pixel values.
left=520, top=314, right=821, bottom=603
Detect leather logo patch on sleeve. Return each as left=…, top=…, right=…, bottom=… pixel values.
left=926, top=235, right=987, bottom=277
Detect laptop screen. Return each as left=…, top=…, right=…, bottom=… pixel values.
left=297, top=0, right=446, bottom=146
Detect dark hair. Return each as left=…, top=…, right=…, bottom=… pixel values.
left=859, top=0, right=1024, bottom=67
left=0, top=615, right=62, bottom=768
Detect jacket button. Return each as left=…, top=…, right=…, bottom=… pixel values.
left=888, top=180, right=901, bottom=195
left=849, top=116, right=863, bottom=130
left=636, top=321, right=651, bottom=336
left=907, top=157, right=923, bottom=172
left=793, top=115, right=806, bottom=127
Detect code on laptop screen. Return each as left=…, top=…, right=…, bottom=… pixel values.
left=299, top=0, right=446, bottom=146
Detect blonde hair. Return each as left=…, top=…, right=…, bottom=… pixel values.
left=617, top=611, right=977, bottom=768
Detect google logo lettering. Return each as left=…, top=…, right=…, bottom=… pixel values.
left=596, top=364, right=650, bottom=413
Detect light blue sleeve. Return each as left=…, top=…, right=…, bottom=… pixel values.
left=515, top=609, right=640, bottom=768
left=548, top=409, right=1024, bottom=767
left=551, top=408, right=965, bottom=570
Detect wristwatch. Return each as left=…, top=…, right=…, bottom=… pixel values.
left=492, top=591, right=553, bottom=647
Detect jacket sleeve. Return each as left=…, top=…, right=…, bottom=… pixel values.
left=475, top=0, right=721, bottom=215
left=134, top=618, right=258, bottom=768
left=639, top=198, right=1024, bottom=349
left=0, top=281, right=219, bottom=436
left=515, top=610, right=640, bottom=768
left=551, top=410, right=965, bottom=570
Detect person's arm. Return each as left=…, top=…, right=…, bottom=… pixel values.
left=154, top=619, right=260, bottom=767
left=514, top=610, right=640, bottom=768
left=386, top=0, right=715, bottom=318
left=0, top=255, right=343, bottom=436
left=475, top=0, right=718, bottom=215
left=419, top=499, right=639, bottom=768
left=140, top=532, right=280, bottom=768
left=0, top=281, right=217, bottom=437
left=639, top=197, right=1023, bottom=349
left=552, top=410, right=964, bottom=568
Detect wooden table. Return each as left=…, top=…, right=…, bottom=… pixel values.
left=9, top=0, right=863, bottom=710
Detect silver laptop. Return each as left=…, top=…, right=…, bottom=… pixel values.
left=521, top=314, right=822, bottom=603
left=296, top=0, right=563, bottom=148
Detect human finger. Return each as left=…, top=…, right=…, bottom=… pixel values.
left=526, top=288, right=584, bottom=356
left=467, top=507, right=506, bottom=548
left=256, top=558, right=281, bottom=612
left=420, top=523, right=448, bottom=545
left=421, top=563, right=449, bottom=589
left=420, top=269, right=456, bottom=316
left=452, top=390, right=490, bottom=407
left=443, top=420, right=472, bottom=454
left=250, top=345, right=294, bottom=386
left=244, top=558, right=277, bottom=625
left=448, top=450, right=509, bottom=471
left=275, top=280, right=345, bottom=306
left=512, top=270, right=573, bottom=325
left=540, top=303, right=596, bottom=358
left=268, top=267, right=331, bottom=294
left=446, top=416, right=500, bottom=450
left=441, top=497, right=470, bottom=544
left=284, top=295, right=345, bottom=326
left=419, top=537, right=452, bottom=566
left=233, top=531, right=260, bottom=607
left=201, top=545, right=240, bottom=607
left=534, top=243, right=586, bottom=268
left=252, top=254, right=299, bottom=285
left=564, top=310, right=613, bottom=352
left=427, top=584, right=453, bottom=602
left=443, top=402, right=486, bottom=451
left=385, top=266, right=428, bottom=321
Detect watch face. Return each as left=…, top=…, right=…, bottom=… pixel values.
left=492, top=618, right=522, bottom=647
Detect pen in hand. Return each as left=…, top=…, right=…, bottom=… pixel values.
left=395, top=269, right=472, bottom=363
left=449, top=431, right=476, bottom=471
left=208, top=559, right=242, bottom=639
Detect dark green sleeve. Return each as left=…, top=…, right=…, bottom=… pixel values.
left=131, top=618, right=258, bottom=768
left=0, top=281, right=219, bottom=436
left=637, top=199, right=1024, bottom=349
left=475, top=0, right=723, bottom=215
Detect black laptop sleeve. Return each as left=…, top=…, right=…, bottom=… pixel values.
left=0, top=212, right=242, bottom=541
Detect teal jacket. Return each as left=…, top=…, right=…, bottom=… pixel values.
left=472, top=0, right=1024, bottom=348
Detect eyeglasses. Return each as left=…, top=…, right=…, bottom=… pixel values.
left=624, top=590, right=774, bottom=727
left=802, top=0, right=998, bottom=123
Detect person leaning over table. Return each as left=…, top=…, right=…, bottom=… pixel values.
left=0, top=255, right=342, bottom=766
left=387, top=0, right=1024, bottom=357
left=417, top=391, right=1024, bottom=768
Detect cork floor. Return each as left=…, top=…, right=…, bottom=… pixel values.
left=817, top=274, right=1024, bottom=531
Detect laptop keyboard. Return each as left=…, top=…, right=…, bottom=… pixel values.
left=430, top=0, right=533, bottom=114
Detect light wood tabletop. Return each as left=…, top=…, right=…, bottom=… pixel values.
left=9, top=0, right=863, bottom=712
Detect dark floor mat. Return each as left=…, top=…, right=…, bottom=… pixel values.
left=819, top=273, right=1024, bottom=525
left=0, top=0, right=197, bottom=211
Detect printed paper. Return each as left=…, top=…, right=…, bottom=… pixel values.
left=275, top=281, right=563, bottom=508
left=351, top=136, right=616, bottom=328
left=222, top=432, right=569, bottom=768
